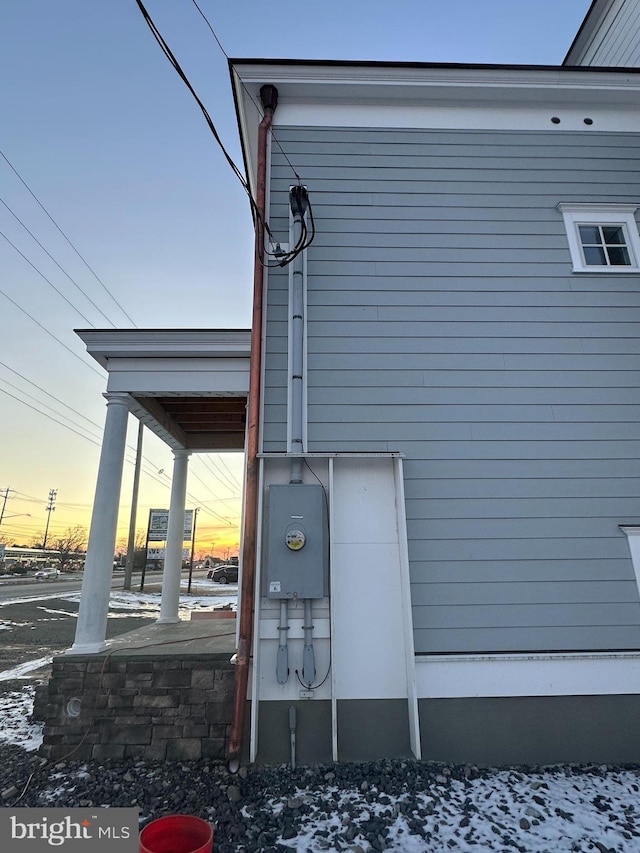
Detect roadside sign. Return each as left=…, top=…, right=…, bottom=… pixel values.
left=147, top=509, right=194, bottom=542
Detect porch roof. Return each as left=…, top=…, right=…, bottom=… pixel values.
left=76, top=329, right=251, bottom=452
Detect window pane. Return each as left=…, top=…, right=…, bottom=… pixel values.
left=578, top=225, right=601, bottom=244
left=602, top=226, right=626, bottom=245
left=583, top=246, right=607, bottom=265
left=606, top=246, right=631, bottom=265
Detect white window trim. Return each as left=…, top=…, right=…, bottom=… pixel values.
left=557, top=203, right=640, bottom=273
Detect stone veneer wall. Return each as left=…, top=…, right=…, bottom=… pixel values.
left=34, top=654, right=235, bottom=762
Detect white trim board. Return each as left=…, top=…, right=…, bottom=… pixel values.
left=415, top=652, right=640, bottom=698
left=275, top=103, right=640, bottom=134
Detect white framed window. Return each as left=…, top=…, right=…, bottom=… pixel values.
left=557, top=203, right=640, bottom=272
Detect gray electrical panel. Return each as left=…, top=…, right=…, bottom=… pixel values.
left=264, top=484, right=328, bottom=599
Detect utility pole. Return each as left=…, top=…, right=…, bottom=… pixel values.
left=124, top=422, right=144, bottom=591
left=42, top=488, right=57, bottom=550
left=0, top=488, right=13, bottom=527
left=187, top=508, right=200, bottom=593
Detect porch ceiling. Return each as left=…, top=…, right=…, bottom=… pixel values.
left=76, top=328, right=251, bottom=453
left=132, top=395, right=246, bottom=451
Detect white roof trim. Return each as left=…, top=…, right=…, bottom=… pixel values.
left=76, top=329, right=251, bottom=369
left=231, top=61, right=640, bottom=186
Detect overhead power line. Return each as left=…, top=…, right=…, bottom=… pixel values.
left=0, top=196, right=116, bottom=327
left=0, top=227, right=96, bottom=327
left=188, top=0, right=302, bottom=184
left=134, top=0, right=315, bottom=267
left=1, top=376, right=239, bottom=514
left=0, top=147, right=137, bottom=327
left=0, top=284, right=104, bottom=379
left=196, top=454, right=239, bottom=495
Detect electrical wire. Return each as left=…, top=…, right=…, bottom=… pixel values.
left=188, top=0, right=303, bottom=183
left=294, top=456, right=332, bottom=690
left=0, top=386, right=104, bottom=448
left=0, top=283, right=105, bottom=379
left=190, top=464, right=238, bottom=502
left=263, top=189, right=316, bottom=269
left=0, top=197, right=117, bottom=327
left=134, top=1, right=255, bottom=208
left=0, top=383, right=183, bottom=500
left=0, top=358, right=105, bottom=431
left=0, top=229, right=94, bottom=327
left=0, top=148, right=136, bottom=327
left=196, top=454, right=240, bottom=495
left=187, top=468, right=239, bottom=525
left=215, top=454, right=242, bottom=489
left=0, top=359, right=226, bottom=506
left=295, top=662, right=331, bottom=691
left=186, top=0, right=316, bottom=266
left=0, top=378, right=103, bottom=443
left=134, top=0, right=315, bottom=267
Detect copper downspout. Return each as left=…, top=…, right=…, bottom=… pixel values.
left=227, top=84, right=278, bottom=771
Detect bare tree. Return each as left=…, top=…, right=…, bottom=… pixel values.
left=53, top=525, right=87, bottom=572
left=117, top=529, right=147, bottom=570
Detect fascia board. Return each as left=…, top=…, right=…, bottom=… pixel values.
left=231, top=60, right=640, bottom=185
left=76, top=329, right=251, bottom=369
left=230, top=60, right=640, bottom=97
left=230, top=64, right=262, bottom=201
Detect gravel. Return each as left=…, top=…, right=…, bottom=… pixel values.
left=2, top=589, right=640, bottom=851
left=2, top=742, right=640, bottom=852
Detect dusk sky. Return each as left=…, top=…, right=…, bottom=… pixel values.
left=0, top=0, right=591, bottom=553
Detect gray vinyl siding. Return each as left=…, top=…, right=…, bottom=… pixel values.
left=263, top=126, right=640, bottom=653
left=574, top=0, right=640, bottom=67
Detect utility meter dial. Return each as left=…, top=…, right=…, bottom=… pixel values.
left=285, top=527, right=306, bottom=551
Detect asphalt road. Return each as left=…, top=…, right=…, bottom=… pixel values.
left=0, top=577, right=157, bottom=686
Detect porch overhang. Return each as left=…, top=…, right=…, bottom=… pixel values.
left=76, top=328, right=251, bottom=452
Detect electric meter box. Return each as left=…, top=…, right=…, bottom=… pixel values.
left=264, top=484, right=328, bottom=599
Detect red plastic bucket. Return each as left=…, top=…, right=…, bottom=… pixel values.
left=139, top=815, right=213, bottom=853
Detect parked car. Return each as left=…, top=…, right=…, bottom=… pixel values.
left=207, top=564, right=238, bottom=584
left=35, top=567, right=60, bottom=580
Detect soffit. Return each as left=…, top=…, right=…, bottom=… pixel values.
left=131, top=395, right=246, bottom=452
left=77, top=329, right=250, bottom=453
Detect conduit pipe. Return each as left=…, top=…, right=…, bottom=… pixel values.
left=227, top=83, right=278, bottom=773
left=289, top=187, right=306, bottom=486
left=287, top=187, right=317, bottom=688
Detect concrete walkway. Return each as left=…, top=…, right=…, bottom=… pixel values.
left=101, top=617, right=237, bottom=660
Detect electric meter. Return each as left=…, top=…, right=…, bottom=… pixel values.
left=285, top=527, right=306, bottom=550
left=265, top=484, right=328, bottom=599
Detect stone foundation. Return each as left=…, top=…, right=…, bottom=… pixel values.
left=34, top=653, right=235, bottom=762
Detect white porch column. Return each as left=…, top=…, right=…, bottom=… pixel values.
left=71, top=393, right=130, bottom=653
left=158, top=448, right=190, bottom=623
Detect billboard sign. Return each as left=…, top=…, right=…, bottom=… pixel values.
left=147, top=509, right=194, bottom=543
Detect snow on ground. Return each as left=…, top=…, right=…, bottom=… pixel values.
left=0, top=584, right=237, bottom=753
left=2, top=585, right=639, bottom=851
left=256, top=769, right=640, bottom=852
left=0, top=687, right=43, bottom=751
